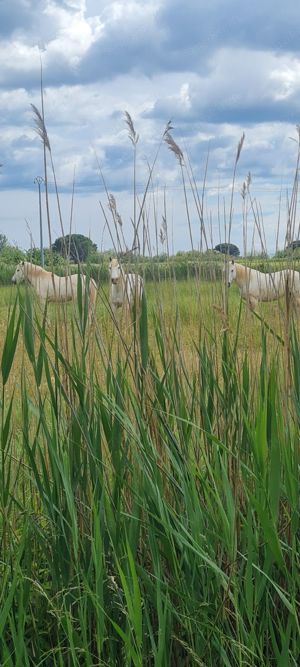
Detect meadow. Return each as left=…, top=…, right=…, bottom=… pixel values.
left=1, top=108, right=300, bottom=665
left=0, top=268, right=299, bottom=666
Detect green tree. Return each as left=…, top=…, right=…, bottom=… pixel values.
left=0, top=234, right=8, bottom=252
left=52, top=234, right=97, bottom=262
left=286, top=240, right=300, bottom=252
left=214, top=243, right=240, bottom=256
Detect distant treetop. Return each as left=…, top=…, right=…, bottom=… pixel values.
left=286, top=240, right=300, bottom=251
left=214, top=243, right=240, bottom=256
left=0, top=234, right=8, bottom=252
left=52, top=234, right=97, bottom=262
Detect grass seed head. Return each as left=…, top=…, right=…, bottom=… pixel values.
left=108, top=193, right=123, bottom=227
left=235, top=132, right=245, bottom=165
left=164, top=131, right=184, bottom=166
left=31, top=103, right=51, bottom=151
left=124, top=110, right=139, bottom=146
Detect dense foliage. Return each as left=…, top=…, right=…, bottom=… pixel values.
left=214, top=242, right=240, bottom=256
left=0, top=244, right=25, bottom=264
left=52, top=233, right=97, bottom=262
left=27, top=247, right=65, bottom=266
left=287, top=240, right=300, bottom=250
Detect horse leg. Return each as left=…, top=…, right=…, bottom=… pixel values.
left=247, top=295, right=257, bottom=311
left=39, top=297, right=51, bottom=325
left=110, top=302, right=117, bottom=318
left=88, top=280, right=97, bottom=325
left=87, top=304, right=95, bottom=328
left=121, top=302, right=130, bottom=327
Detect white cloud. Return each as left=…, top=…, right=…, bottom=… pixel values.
left=44, top=1, right=101, bottom=65
left=149, top=48, right=300, bottom=124
left=0, top=41, right=41, bottom=83
left=270, top=60, right=300, bottom=101
left=1, top=0, right=300, bottom=253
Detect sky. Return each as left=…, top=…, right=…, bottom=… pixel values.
left=1, top=0, right=300, bottom=255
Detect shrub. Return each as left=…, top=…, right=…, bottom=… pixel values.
left=0, top=245, right=25, bottom=264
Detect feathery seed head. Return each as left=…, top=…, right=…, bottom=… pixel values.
left=124, top=111, right=139, bottom=146
left=164, top=131, right=184, bottom=166
left=31, top=103, right=51, bottom=151
left=235, top=132, right=245, bottom=165
left=108, top=193, right=123, bottom=227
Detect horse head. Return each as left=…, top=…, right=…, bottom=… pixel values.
left=109, top=258, right=121, bottom=285
left=224, top=259, right=236, bottom=287
left=12, top=260, right=26, bottom=284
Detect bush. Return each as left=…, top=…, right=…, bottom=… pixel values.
left=27, top=248, right=66, bottom=266
left=0, top=245, right=25, bottom=264
left=0, top=263, right=16, bottom=285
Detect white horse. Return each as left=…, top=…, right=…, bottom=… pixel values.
left=225, top=259, right=300, bottom=309
left=108, top=257, right=144, bottom=315
left=12, top=261, right=97, bottom=317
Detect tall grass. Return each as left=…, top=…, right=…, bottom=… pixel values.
left=0, top=282, right=299, bottom=666
left=1, top=105, right=299, bottom=666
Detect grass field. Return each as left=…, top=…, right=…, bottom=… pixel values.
left=0, top=275, right=299, bottom=666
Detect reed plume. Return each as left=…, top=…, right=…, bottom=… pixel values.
left=164, top=131, right=184, bottom=166
left=31, top=103, right=51, bottom=151
left=124, top=111, right=139, bottom=146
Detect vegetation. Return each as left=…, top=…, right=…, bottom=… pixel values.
left=0, top=243, right=25, bottom=264
left=26, top=247, right=65, bottom=266
left=0, top=233, right=8, bottom=252
left=287, top=240, right=300, bottom=251
left=2, top=250, right=300, bottom=287
left=52, top=233, right=97, bottom=262
left=0, top=105, right=299, bottom=666
left=215, top=242, right=240, bottom=256
left=0, top=279, right=299, bottom=666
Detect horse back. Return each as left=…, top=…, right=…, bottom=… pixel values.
left=125, top=272, right=143, bottom=302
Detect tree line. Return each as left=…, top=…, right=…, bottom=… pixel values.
left=2, top=231, right=300, bottom=265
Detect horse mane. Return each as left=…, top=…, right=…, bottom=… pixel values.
left=235, top=262, right=248, bottom=280
left=24, top=262, right=49, bottom=278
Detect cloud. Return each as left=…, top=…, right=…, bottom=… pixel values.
left=0, top=0, right=101, bottom=89
left=145, top=48, right=300, bottom=126
left=77, top=1, right=165, bottom=82
left=1, top=0, right=300, bottom=253
left=158, top=0, right=300, bottom=57
left=2, top=0, right=300, bottom=91
left=0, top=0, right=45, bottom=37
left=0, top=0, right=167, bottom=90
